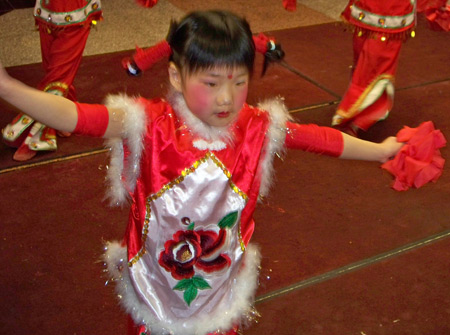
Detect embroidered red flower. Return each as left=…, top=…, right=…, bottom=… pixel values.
left=158, top=230, right=202, bottom=280
left=158, top=229, right=230, bottom=281
left=196, top=229, right=231, bottom=272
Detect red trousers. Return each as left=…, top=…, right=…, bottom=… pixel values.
left=37, top=22, right=91, bottom=100
left=333, top=31, right=403, bottom=131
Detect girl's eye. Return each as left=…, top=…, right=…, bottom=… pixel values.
left=204, top=82, right=217, bottom=87
left=236, top=81, right=247, bottom=86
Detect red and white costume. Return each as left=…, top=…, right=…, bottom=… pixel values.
left=2, top=0, right=102, bottom=157
left=90, top=91, right=343, bottom=335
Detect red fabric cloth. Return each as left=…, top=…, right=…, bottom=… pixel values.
left=282, top=0, right=297, bottom=11
left=135, top=0, right=158, bottom=8
left=381, top=121, right=447, bottom=191
left=128, top=318, right=238, bottom=335
left=73, top=102, right=109, bottom=137
left=423, top=4, right=450, bottom=31
left=253, top=33, right=272, bottom=54
left=417, top=0, right=450, bottom=31
left=126, top=40, right=172, bottom=72
left=417, top=0, right=447, bottom=12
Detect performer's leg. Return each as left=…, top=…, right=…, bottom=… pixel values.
left=5, top=24, right=92, bottom=160
left=333, top=34, right=403, bottom=134
left=1, top=23, right=56, bottom=152
left=351, top=37, right=402, bottom=130
left=352, top=30, right=365, bottom=74
left=38, top=23, right=91, bottom=99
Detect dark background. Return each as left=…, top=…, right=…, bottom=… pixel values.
left=0, top=0, right=34, bottom=15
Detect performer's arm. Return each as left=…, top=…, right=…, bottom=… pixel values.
left=340, top=132, right=402, bottom=163
left=0, top=60, right=124, bottom=138
left=285, top=122, right=402, bottom=163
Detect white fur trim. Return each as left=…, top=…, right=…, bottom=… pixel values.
left=104, top=242, right=261, bottom=335
left=104, top=94, right=147, bottom=206
left=193, top=139, right=227, bottom=151
left=257, top=97, right=292, bottom=197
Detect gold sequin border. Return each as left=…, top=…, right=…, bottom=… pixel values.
left=128, top=151, right=248, bottom=267
left=43, top=81, right=69, bottom=95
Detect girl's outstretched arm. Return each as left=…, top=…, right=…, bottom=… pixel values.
left=285, top=122, right=402, bottom=163
left=340, top=132, right=403, bottom=163
left=0, top=61, right=77, bottom=133
left=0, top=60, right=124, bottom=138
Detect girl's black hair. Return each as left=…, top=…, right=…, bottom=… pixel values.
left=167, top=10, right=255, bottom=75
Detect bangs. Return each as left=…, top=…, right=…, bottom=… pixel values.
left=184, top=29, right=255, bottom=75
left=169, top=11, right=255, bottom=76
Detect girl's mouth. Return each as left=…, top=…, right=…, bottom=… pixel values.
left=216, top=111, right=230, bottom=118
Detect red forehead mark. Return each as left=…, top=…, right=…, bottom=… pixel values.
left=227, top=74, right=233, bottom=79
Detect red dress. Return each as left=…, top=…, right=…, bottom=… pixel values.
left=97, top=92, right=343, bottom=335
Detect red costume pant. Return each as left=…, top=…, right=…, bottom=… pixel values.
left=1, top=22, right=93, bottom=159
left=333, top=31, right=403, bottom=131
left=37, top=22, right=91, bottom=100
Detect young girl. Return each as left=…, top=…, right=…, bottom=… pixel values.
left=0, top=10, right=402, bottom=335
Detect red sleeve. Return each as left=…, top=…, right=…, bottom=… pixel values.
left=284, top=122, right=344, bottom=157
left=73, top=102, right=109, bottom=137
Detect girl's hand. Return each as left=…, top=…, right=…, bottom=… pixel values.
left=379, top=136, right=404, bottom=163
left=340, top=132, right=404, bottom=162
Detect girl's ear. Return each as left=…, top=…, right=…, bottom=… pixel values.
left=168, top=62, right=182, bottom=92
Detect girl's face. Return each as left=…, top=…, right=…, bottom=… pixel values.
left=170, top=64, right=249, bottom=128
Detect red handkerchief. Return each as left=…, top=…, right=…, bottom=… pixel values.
left=381, top=121, right=447, bottom=191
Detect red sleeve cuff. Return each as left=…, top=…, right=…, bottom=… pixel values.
left=73, top=102, right=109, bottom=137
left=284, top=122, right=344, bottom=157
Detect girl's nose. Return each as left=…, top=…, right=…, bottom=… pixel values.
left=217, top=86, right=232, bottom=106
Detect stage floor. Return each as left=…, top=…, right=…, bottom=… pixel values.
left=0, top=3, right=449, bottom=334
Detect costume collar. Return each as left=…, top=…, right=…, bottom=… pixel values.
left=168, top=90, right=233, bottom=151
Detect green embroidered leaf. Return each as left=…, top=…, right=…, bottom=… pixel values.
left=218, top=211, right=238, bottom=229
left=191, top=276, right=211, bottom=290
left=187, top=222, right=195, bottom=230
left=184, top=285, right=198, bottom=306
left=173, top=278, right=193, bottom=291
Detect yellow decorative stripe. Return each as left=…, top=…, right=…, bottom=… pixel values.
left=128, top=151, right=248, bottom=266
left=43, top=81, right=69, bottom=94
